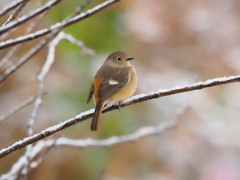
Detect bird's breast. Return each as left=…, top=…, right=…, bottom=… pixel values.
left=110, top=66, right=137, bottom=102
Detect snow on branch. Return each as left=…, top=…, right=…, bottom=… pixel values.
left=0, top=32, right=94, bottom=178
left=59, top=32, right=95, bottom=55
left=0, top=30, right=58, bottom=83
left=1, top=119, right=176, bottom=179
left=0, top=0, right=61, bottom=35
left=0, top=12, right=44, bottom=69
left=2, top=0, right=30, bottom=26
left=0, top=0, right=24, bottom=17
left=0, top=0, right=121, bottom=50
left=26, top=33, right=58, bottom=137
left=0, top=75, right=239, bottom=159
left=27, top=32, right=94, bottom=136
left=0, top=31, right=93, bottom=83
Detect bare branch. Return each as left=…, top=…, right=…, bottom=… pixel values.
left=0, top=0, right=24, bottom=18
left=0, top=31, right=94, bottom=82
left=0, top=0, right=61, bottom=35
left=0, top=0, right=116, bottom=85
left=26, top=31, right=94, bottom=135
left=0, top=13, right=45, bottom=70
left=0, top=96, right=36, bottom=123
left=0, top=75, right=239, bottom=159
left=1, top=119, right=176, bottom=179
left=2, top=0, right=30, bottom=26
left=0, top=0, right=121, bottom=50
left=0, top=45, right=18, bottom=69
left=27, top=32, right=60, bottom=136
left=24, top=32, right=94, bottom=175
left=61, top=32, right=95, bottom=55
left=0, top=30, right=59, bottom=83
left=50, top=121, right=177, bottom=147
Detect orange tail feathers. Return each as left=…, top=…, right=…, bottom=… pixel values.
left=91, top=103, right=105, bottom=131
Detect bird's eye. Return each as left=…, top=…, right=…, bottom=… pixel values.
left=117, top=57, right=122, bottom=61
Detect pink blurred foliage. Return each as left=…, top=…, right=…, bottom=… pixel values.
left=200, top=159, right=239, bottom=180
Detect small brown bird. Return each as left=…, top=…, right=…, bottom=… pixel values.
left=87, top=51, right=137, bottom=131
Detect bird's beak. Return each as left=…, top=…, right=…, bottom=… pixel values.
left=126, top=57, right=134, bottom=61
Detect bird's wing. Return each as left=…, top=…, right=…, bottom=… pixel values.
left=86, top=83, right=94, bottom=103
left=98, top=68, right=129, bottom=103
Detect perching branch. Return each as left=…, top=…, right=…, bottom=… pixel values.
left=0, top=0, right=121, bottom=50
left=0, top=75, right=239, bottom=159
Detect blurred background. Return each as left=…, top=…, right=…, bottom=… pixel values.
left=1, top=0, right=240, bottom=179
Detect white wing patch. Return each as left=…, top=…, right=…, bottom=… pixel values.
left=108, top=79, right=119, bottom=85
left=128, top=75, right=131, bottom=84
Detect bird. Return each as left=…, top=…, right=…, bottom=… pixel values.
left=86, top=51, right=137, bottom=131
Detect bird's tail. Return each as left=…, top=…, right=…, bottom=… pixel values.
left=91, top=102, right=105, bottom=131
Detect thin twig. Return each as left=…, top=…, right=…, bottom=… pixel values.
left=20, top=30, right=60, bottom=176
left=0, top=30, right=59, bottom=83
left=0, top=0, right=121, bottom=50
left=48, top=121, right=177, bottom=147
left=0, top=0, right=118, bottom=82
left=61, top=32, right=95, bottom=55
left=23, top=31, right=94, bottom=176
left=0, top=1, right=42, bottom=42
left=1, top=31, right=94, bottom=178
left=0, top=0, right=61, bottom=35
left=2, top=0, right=31, bottom=26
left=0, top=12, right=45, bottom=69
left=0, top=46, right=18, bottom=69
left=0, top=96, right=36, bottom=123
left=69, top=0, right=94, bottom=18
left=0, top=0, right=24, bottom=18
left=27, top=32, right=94, bottom=136
left=0, top=75, right=239, bottom=159
left=27, top=31, right=59, bottom=136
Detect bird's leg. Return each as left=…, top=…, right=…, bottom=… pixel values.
left=103, top=102, right=113, bottom=109
left=118, top=101, right=123, bottom=111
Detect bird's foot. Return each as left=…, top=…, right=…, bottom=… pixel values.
left=118, top=101, right=123, bottom=111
